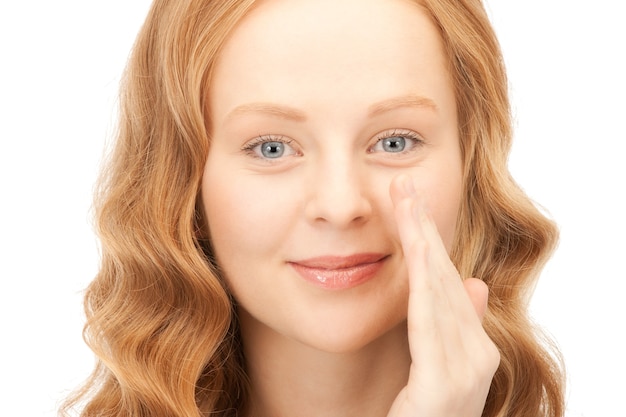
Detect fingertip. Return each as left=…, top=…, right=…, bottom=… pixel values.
left=389, top=174, right=415, bottom=205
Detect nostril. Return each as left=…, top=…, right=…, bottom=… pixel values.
left=306, top=188, right=373, bottom=227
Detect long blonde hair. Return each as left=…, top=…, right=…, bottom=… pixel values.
left=62, top=1, right=564, bottom=416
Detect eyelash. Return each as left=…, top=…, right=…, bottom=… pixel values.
left=241, top=134, right=296, bottom=157
left=369, top=129, right=425, bottom=153
left=241, top=129, right=425, bottom=159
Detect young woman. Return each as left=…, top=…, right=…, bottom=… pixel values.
left=62, top=0, right=565, bottom=416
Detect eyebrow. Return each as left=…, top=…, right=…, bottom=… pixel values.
left=367, top=94, right=438, bottom=117
left=224, top=94, right=438, bottom=123
left=225, top=103, right=307, bottom=122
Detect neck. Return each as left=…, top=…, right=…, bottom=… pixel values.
left=239, top=310, right=410, bottom=417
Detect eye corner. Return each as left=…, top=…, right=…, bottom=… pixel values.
left=369, top=128, right=425, bottom=155
left=241, top=134, right=301, bottom=161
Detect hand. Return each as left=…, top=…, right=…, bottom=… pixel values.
left=387, top=174, right=500, bottom=417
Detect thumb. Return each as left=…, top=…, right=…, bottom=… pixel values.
left=463, top=278, right=489, bottom=322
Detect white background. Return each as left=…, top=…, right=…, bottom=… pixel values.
left=1, top=1, right=624, bottom=416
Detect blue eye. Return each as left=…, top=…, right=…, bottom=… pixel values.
left=260, top=141, right=286, bottom=158
left=380, top=136, right=406, bottom=152
left=371, top=130, right=423, bottom=154
left=243, top=135, right=298, bottom=160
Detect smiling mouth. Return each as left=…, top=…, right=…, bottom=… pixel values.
left=289, top=253, right=388, bottom=290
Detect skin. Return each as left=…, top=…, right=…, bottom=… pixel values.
left=202, top=0, right=500, bottom=415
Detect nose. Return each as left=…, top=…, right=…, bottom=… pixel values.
left=304, top=155, right=373, bottom=228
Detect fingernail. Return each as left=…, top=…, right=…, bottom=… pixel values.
left=411, top=200, right=421, bottom=221
left=402, top=175, right=416, bottom=197
left=413, top=196, right=430, bottom=222
left=419, top=198, right=429, bottom=217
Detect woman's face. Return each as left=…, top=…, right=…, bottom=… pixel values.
left=202, top=0, right=462, bottom=353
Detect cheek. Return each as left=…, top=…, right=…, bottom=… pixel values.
left=201, top=162, right=243, bottom=267
left=430, top=189, right=462, bottom=251
left=414, top=167, right=463, bottom=251
left=202, top=181, right=256, bottom=258
left=201, top=164, right=298, bottom=265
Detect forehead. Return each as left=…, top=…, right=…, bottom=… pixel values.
left=210, top=0, right=453, bottom=117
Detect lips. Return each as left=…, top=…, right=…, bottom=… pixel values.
left=289, top=253, right=388, bottom=290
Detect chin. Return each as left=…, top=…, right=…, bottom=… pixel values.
left=291, top=312, right=408, bottom=355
